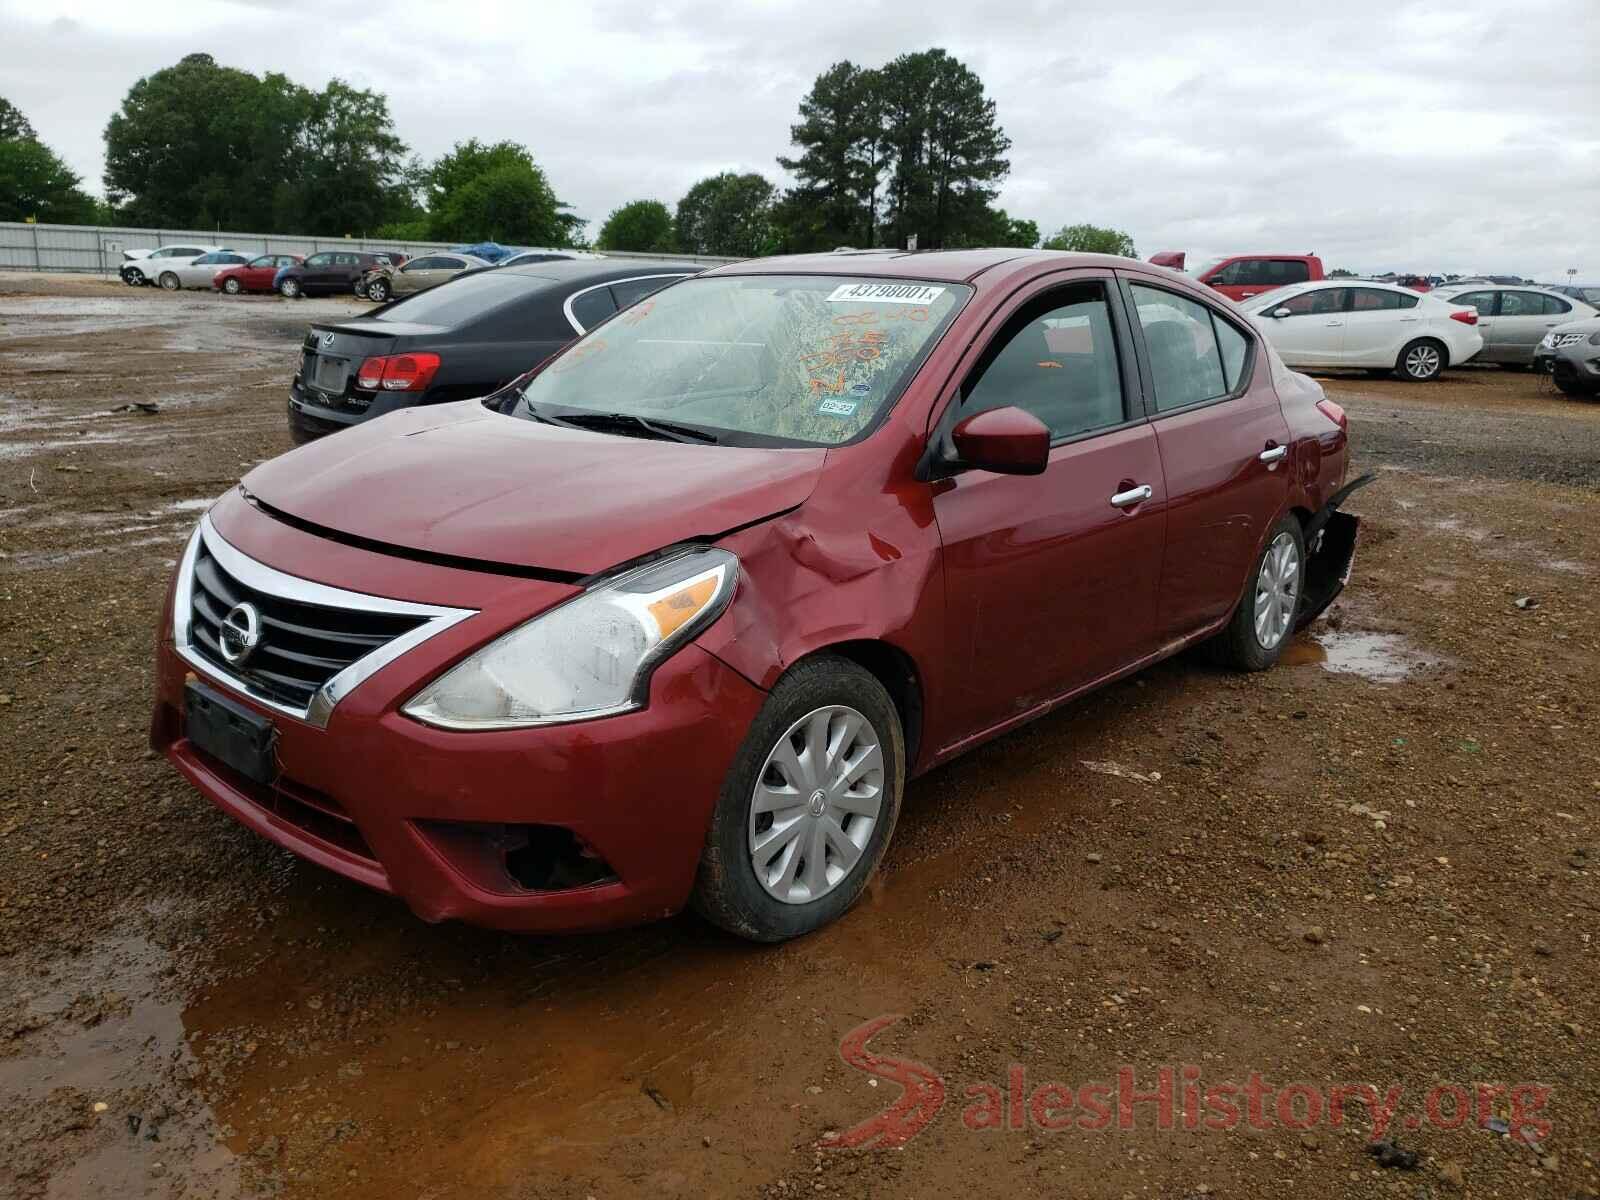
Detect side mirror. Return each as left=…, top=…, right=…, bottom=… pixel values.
left=948, top=406, right=1050, bottom=476
left=1270, top=307, right=1292, bottom=319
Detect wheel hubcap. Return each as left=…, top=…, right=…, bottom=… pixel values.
left=1253, top=532, right=1301, bottom=650
left=748, top=705, right=884, bottom=905
left=1406, top=345, right=1439, bottom=377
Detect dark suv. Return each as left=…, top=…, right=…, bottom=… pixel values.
left=276, top=251, right=392, bottom=298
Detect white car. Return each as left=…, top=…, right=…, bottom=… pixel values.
left=1252, top=281, right=1482, bottom=382
left=1427, top=284, right=1598, bottom=368
left=119, top=244, right=237, bottom=288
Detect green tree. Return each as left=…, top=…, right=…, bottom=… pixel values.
left=425, top=139, right=583, bottom=245
left=596, top=199, right=674, bottom=252
left=0, top=97, right=97, bottom=223
left=1041, top=223, right=1136, bottom=257
left=287, top=80, right=412, bottom=235
left=0, top=96, right=36, bottom=141
left=777, top=60, right=882, bottom=250
left=676, top=172, right=775, bottom=257
left=0, top=137, right=97, bottom=223
left=104, top=54, right=309, bottom=228
left=875, top=49, right=1011, bottom=250
left=1328, top=267, right=1356, bottom=278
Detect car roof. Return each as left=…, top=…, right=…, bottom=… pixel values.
left=701, top=248, right=1175, bottom=290
left=497, top=258, right=702, bottom=285
left=1433, top=282, right=1563, bottom=295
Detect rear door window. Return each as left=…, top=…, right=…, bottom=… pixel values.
left=1131, top=284, right=1251, bottom=410
left=1452, top=291, right=1498, bottom=315
left=1349, top=288, right=1404, bottom=311
left=962, top=282, right=1128, bottom=441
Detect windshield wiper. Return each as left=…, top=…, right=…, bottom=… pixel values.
left=549, top=410, right=719, bottom=445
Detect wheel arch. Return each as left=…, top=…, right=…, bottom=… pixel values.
left=787, top=639, right=925, bottom=774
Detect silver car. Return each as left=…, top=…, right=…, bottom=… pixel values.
left=1429, top=284, right=1599, bottom=367
left=159, top=250, right=253, bottom=291
left=1533, top=316, right=1600, bottom=398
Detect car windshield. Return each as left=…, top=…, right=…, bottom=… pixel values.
left=372, top=272, right=530, bottom=325
left=508, top=274, right=969, bottom=447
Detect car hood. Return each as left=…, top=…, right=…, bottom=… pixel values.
left=243, top=402, right=827, bottom=576
left=1548, top=315, right=1600, bottom=336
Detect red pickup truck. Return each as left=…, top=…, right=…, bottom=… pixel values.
left=1149, top=251, right=1325, bottom=302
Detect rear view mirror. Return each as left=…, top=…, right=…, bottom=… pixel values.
left=949, top=406, right=1050, bottom=476
left=1270, top=307, right=1292, bottom=319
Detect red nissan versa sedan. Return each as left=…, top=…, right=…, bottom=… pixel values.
left=151, top=250, right=1368, bottom=942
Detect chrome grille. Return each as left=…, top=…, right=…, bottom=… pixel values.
left=176, top=516, right=476, bottom=726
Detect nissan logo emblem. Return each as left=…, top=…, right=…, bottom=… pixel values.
left=321, top=332, right=335, bottom=347
left=219, top=602, right=263, bottom=666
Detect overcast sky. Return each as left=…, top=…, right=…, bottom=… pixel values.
left=3, top=0, right=1596, bottom=278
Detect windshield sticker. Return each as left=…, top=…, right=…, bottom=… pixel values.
left=818, top=398, right=859, bottom=417
left=826, top=282, right=946, bottom=305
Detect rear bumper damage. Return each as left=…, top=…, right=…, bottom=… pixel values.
left=1297, top=473, right=1374, bottom=629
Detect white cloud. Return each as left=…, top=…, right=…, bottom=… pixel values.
left=3, top=0, right=1596, bottom=278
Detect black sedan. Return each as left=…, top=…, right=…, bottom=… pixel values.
left=287, top=260, right=699, bottom=443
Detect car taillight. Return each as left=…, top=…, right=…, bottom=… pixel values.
left=1316, top=398, right=1347, bottom=432
left=355, top=353, right=441, bottom=392
left=1449, top=309, right=1478, bottom=325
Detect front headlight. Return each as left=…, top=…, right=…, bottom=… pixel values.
left=1540, top=333, right=1556, bottom=349
left=402, top=546, right=737, bottom=730
left=1589, top=331, right=1600, bottom=347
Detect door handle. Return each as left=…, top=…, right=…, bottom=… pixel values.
left=1109, top=484, right=1153, bottom=508
left=1324, top=320, right=1344, bottom=327
left=1259, top=445, right=1289, bottom=464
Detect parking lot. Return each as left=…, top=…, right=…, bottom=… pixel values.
left=2, top=273, right=1598, bottom=1198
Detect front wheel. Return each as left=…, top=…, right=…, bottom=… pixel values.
left=123, top=270, right=144, bottom=287
left=278, top=278, right=301, bottom=299
left=158, top=271, right=180, bottom=291
left=366, top=278, right=390, bottom=303
left=1206, top=514, right=1306, bottom=672
left=222, top=277, right=242, bottom=295
left=693, top=656, right=904, bottom=942
left=1395, top=338, right=1445, bottom=382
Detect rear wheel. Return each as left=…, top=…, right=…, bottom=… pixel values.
left=1206, top=514, right=1305, bottom=672
left=1395, top=338, right=1445, bottom=382
left=366, top=277, right=390, bottom=303
left=278, top=277, right=301, bottom=299
left=158, top=271, right=180, bottom=291
left=693, top=655, right=904, bottom=942
left=353, top=277, right=368, bottom=299
left=222, top=277, right=242, bottom=295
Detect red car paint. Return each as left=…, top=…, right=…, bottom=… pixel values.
left=152, top=249, right=1354, bottom=933
left=1149, top=251, right=1325, bottom=302
left=213, top=254, right=304, bottom=294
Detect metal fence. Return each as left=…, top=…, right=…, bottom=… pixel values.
left=0, top=220, right=741, bottom=274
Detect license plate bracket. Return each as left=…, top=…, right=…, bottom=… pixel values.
left=185, top=680, right=277, bottom=785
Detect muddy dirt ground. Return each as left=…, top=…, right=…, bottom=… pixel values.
left=2, top=272, right=1597, bottom=1199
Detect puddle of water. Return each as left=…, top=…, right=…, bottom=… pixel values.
left=1282, top=630, right=1438, bottom=683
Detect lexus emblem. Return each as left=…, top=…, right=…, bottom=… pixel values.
left=321, top=332, right=335, bottom=347
left=219, top=602, right=262, bottom=666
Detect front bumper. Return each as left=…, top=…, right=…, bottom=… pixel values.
left=150, top=505, right=768, bottom=933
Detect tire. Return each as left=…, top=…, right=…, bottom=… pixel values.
left=222, top=277, right=242, bottom=295
left=1553, top=365, right=1598, bottom=399
left=1395, top=338, right=1446, bottom=382
left=123, top=270, right=144, bottom=287
left=278, top=277, right=301, bottom=299
left=158, top=271, right=180, bottom=291
left=366, top=278, right=390, bottom=303
left=1205, top=514, right=1306, bottom=672
left=353, top=278, right=368, bottom=299
left=692, top=655, right=905, bottom=942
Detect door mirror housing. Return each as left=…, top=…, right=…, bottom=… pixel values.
left=920, top=406, right=1050, bottom=478
left=1270, top=307, right=1292, bottom=319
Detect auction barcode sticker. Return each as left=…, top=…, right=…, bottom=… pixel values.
left=826, top=282, right=946, bottom=305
